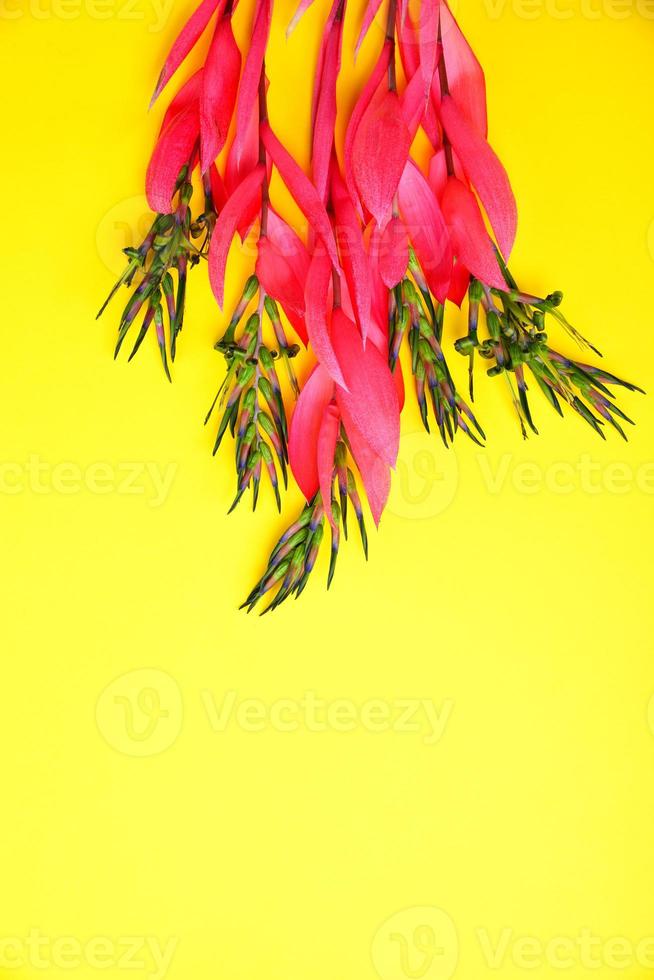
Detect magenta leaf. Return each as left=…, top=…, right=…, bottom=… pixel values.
left=355, top=0, right=384, bottom=56
left=352, top=89, right=411, bottom=227
left=317, top=403, right=341, bottom=528
left=330, top=166, right=372, bottom=345
left=289, top=365, right=335, bottom=501
left=397, top=160, right=451, bottom=303
left=208, top=164, right=265, bottom=308
left=440, top=176, right=504, bottom=289
left=437, top=0, right=487, bottom=138
left=146, top=104, right=200, bottom=214
left=286, top=0, right=316, bottom=36
left=343, top=42, right=391, bottom=208
left=312, top=15, right=342, bottom=203
left=304, top=249, right=347, bottom=388
left=337, top=400, right=391, bottom=526
left=150, top=0, right=225, bottom=107
left=160, top=69, right=203, bottom=134
left=331, top=309, right=400, bottom=466
left=378, top=216, right=409, bottom=288
left=232, top=0, right=272, bottom=165
left=439, top=94, right=516, bottom=257
left=200, top=17, right=241, bottom=173
left=261, top=122, right=340, bottom=269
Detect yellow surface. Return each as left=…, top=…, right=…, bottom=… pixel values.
left=1, top=1, right=653, bottom=978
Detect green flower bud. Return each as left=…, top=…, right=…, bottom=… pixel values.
left=468, top=279, right=484, bottom=303
left=243, top=275, right=259, bottom=301
left=259, top=347, right=274, bottom=372
left=486, top=311, right=501, bottom=340
left=454, top=336, right=475, bottom=355
left=264, top=295, right=281, bottom=323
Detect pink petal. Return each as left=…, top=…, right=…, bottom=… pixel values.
left=439, top=94, right=516, bottom=257
left=255, top=228, right=309, bottom=345
left=366, top=224, right=390, bottom=344
left=312, top=14, right=342, bottom=203
left=331, top=308, right=400, bottom=466
left=401, top=68, right=429, bottom=142
left=304, top=249, right=347, bottom=388
left=150, top=0, right=225, bottom=107
left=160, top=69, right=203, bottom=134
left=207, top=165, right=265, bottom=308
left=330, top=166, right=372, bottom=345
left=337, top=402, right=391, bottom=526
left=289, top=365, right=335, bottom=501
left=232, top=0, right=272, bottom=166
left=355, top=0, right=384, bottom=56
left=261, top=122, right=339, bottom=269
left=418, top=0, right=439, bottom=89
left=440, top=176, right=504, bottom=289
left=309, top=0, right=340, bottom=124
left=225, top=100, right=258, bottom=196
left=448, top=259, right=470, bottom=306
left=267, top=209, right=311, bottom=284
left=317, top=403, right=341, bottom=529
left=352, top=89, right=411, bottom=227
left=265, top=210, right=311, bottom=344
left=225, top=88, right=273, bottom=240
left=344, top=41, right=391, bottom=209
left=286, top=0, right=316, bottom=36
left=437, top=0, right=487, bottom=138
left=366, top=228, right=406, bottom=410
left=146, top=104, right=199, bottom=214
left=200, top=17, right=241, bottom=173
left=256, top=239, right=304, bottom=313
left=378, top=216, right=409, bottom=287
left=396, top=9, right=419, bottom=81
left=428, top=147, right=448, bottom=197
left=397, top=11, right=440, bottom=146
left=224, top=105, right=272, bottom=245
left=397, top=160, right=451, bottom=303
left=209, top=163, right=227, bottom=210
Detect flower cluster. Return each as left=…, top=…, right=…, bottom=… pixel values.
left=100, top=0, right=641, bottom=610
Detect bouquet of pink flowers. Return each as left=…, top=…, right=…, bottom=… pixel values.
left=99, top=0, right=642, bottom=610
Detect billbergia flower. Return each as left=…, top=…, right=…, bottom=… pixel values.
left=100, top=0, right=641, bottom=610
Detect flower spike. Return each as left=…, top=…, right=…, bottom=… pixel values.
left=101, top=0, right=641, bottom=611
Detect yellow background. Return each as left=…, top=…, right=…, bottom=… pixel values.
left=1, top=0, right=653, bottom=976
